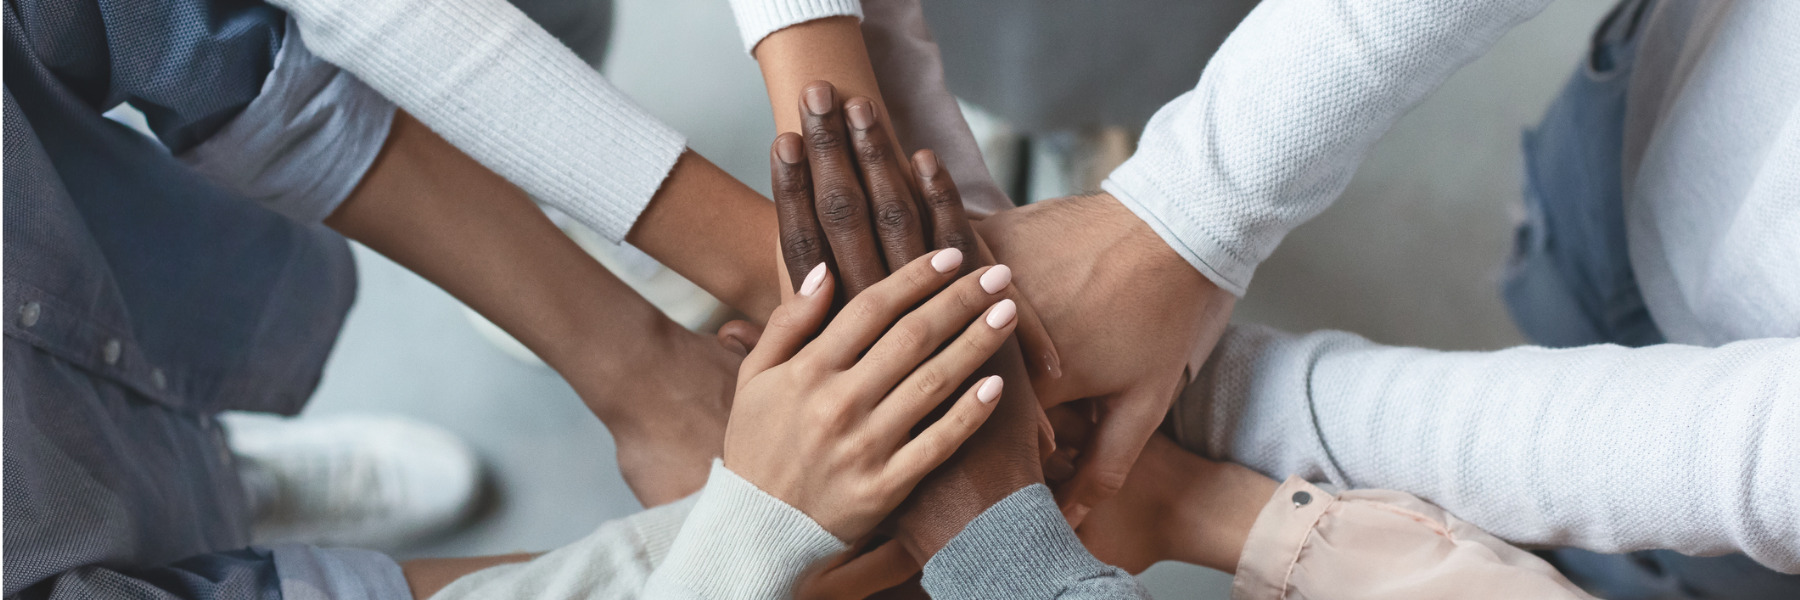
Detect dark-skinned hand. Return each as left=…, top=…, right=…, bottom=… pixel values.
left=768, top=82, right=1050, bottom=593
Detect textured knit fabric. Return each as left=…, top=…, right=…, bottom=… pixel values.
left=1101, top=0, right=1554, bottom=296
left=643, top=460, right=848, bottom=599
left=1234, top=477, right=1594, bottom=599
left=268, top=0, right=688, bottom=243
left=1616, top=0, right=1800, bottom=345
left=5, top=0, right=389, bottom=597
left=726, top=0, right=862, bottom=54
left=430, top=495, right=698, bottom=600
left=922, top=484, right=1146, bottom=599
left=1171, top=323, right=1800, bottom=573
left=179, top=17, right=396, bottom=224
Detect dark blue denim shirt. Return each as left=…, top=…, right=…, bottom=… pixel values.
left=3, top=1, right=376, bottom=597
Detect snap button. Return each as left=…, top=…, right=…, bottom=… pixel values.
left=1292, top=491, right=1313, bottom=507
left=19, top=302, right=41, bottom=327
left=151, top=368, right=167, bottom=390
left=102, top=339, right=122, bottom=365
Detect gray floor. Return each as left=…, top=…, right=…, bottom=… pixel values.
left=300, top=0, right=1614, bottom=596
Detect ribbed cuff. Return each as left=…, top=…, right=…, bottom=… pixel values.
left=275, top=0, right=687, bottom=242
left=921, top=484, right=1127, bottom=599
left=645, top=460, right=847, bottom=598
left=1102, top=171, right=1250, bottom=297
left=628, top=492, right=701, bottom=569
left=728, top=0, right=863, bottom=54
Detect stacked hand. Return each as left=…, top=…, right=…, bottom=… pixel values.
left=769, top=82, right=1050, bottom=565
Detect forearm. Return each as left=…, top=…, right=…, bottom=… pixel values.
left=626, top=151, right=782, bottom=320
left=327, top=112, right=681, bottom=409
left=1175, top=323, right=1800, bottom=571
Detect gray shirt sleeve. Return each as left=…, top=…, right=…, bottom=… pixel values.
left=921, top=484, right=1148, bottom=599
left=179, top=16, right=396, bottom=224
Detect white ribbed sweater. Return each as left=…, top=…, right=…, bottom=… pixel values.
left=267, top=0, right=686, bottom=243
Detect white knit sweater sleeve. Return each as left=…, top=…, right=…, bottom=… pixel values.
left=1171, top=324, right=1800, bottom=573
left=727, top=0, right=863, bottom=54
left=266, top=0, right=686, bottom=243
left=1101, top=0, right=1552, bottom=295
left=643, top=460, right=848, bottom=598
left=429, top=494, right=697, bottom=600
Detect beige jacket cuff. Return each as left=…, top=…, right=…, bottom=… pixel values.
left=1233, top=477, right=1596, bottom=600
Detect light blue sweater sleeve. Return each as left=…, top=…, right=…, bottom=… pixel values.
left=922, top=484, right=1147, bottom=599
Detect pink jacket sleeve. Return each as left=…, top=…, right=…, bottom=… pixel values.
left=1234, top=477, right=1596, bottom=600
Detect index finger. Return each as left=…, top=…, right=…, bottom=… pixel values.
left=772, top=133, right=833, bottom=293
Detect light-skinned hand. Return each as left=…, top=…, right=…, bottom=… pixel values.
left=977, top=193, right=1237, bottom=525
left=725, top=248, right=1020, bottom=542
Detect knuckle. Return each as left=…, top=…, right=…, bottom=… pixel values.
left=910, top=367, right=950, bottom=401
left=875, top=202, right=914, bottom=232
left=805, top=128, right=843, bottom=153
left=856, top=139, right=891, bottom=165
left=924, top=185, right=960, bottom=210
left=1089, top=468, right=1129, bottom=496
left=888, top=319, right=932, bottom=353
left=816, top=188, right=866, bottom=226
left=844, top=293, right=889, bottom=324
left=781, top=233, right=825, bottom=262
left=775, top=170, right=810, bottom=196
left=938, top=229, right=974, bottom=253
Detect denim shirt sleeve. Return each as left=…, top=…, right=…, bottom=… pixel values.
left=921, top=484, right=1147, bottom=599
left=178, top=16, right=396, bottom=224
left=16, top=546, right=408, bottom=600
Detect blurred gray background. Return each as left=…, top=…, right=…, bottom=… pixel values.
left=300, top=0, right=1614, bottom=596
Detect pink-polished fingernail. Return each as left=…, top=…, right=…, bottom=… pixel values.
left=980, top=264, right=1012, bottom=294
left=976, top=376, right=1004, bottom=403
left=931, top=248, right=963, bottom=273
left=804, top=85, right=833, bottom=116
left=846, top=100, right=874, bottom=130
left=799, top=263, right=827, bottom=296
left=914, top=150, right=940, bottom=177
left=986, top=299, right=1017, bottom=329
left=775, top=135, right=801, bottom=164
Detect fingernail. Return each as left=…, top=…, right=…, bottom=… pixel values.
left=775, top=135, right=801, bottom=164
left=799, top=263, right=827, bottom=296
left=986, top=299, right=1017, bottom=329
left=846, top=100, right=874, bottom=130
left=1044, top=351, right=1064, bottom=379
left=980, top=264, right=1012, bottom=293
left=930, top=248, right=963, bottom=273
left=804, top=85, right=833, bottom=116
left=976, top=376, right=1003, bottom=403
left=914, top=150, right=939, bottom=177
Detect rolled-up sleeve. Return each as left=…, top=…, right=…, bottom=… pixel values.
left=1234, top=477, right=1594, bottom=600
left=179, top=16, right=396, bottom=224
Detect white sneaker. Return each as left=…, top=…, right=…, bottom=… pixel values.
left=221, top=412, right=483, bottom=551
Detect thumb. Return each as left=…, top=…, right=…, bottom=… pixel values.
left=1055, top=388, right=1167, bottom=527
left=716, top=320, right=765, bottom=357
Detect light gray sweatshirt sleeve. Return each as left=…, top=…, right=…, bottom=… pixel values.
left=922, top=484, right=1147, bottom=599
left=1172, top=323, right=1800, bottom=573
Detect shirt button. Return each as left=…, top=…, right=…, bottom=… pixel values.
left=1292, top=491, right=1313, bottom=507
left=19, top=302, right=41, bottom=327
left=102, top=339, right=122, bottom=365
left=151, top=368, right=168, bottom=390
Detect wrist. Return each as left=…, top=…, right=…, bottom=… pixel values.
left=1166, top=460, right=1279, bottom=573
